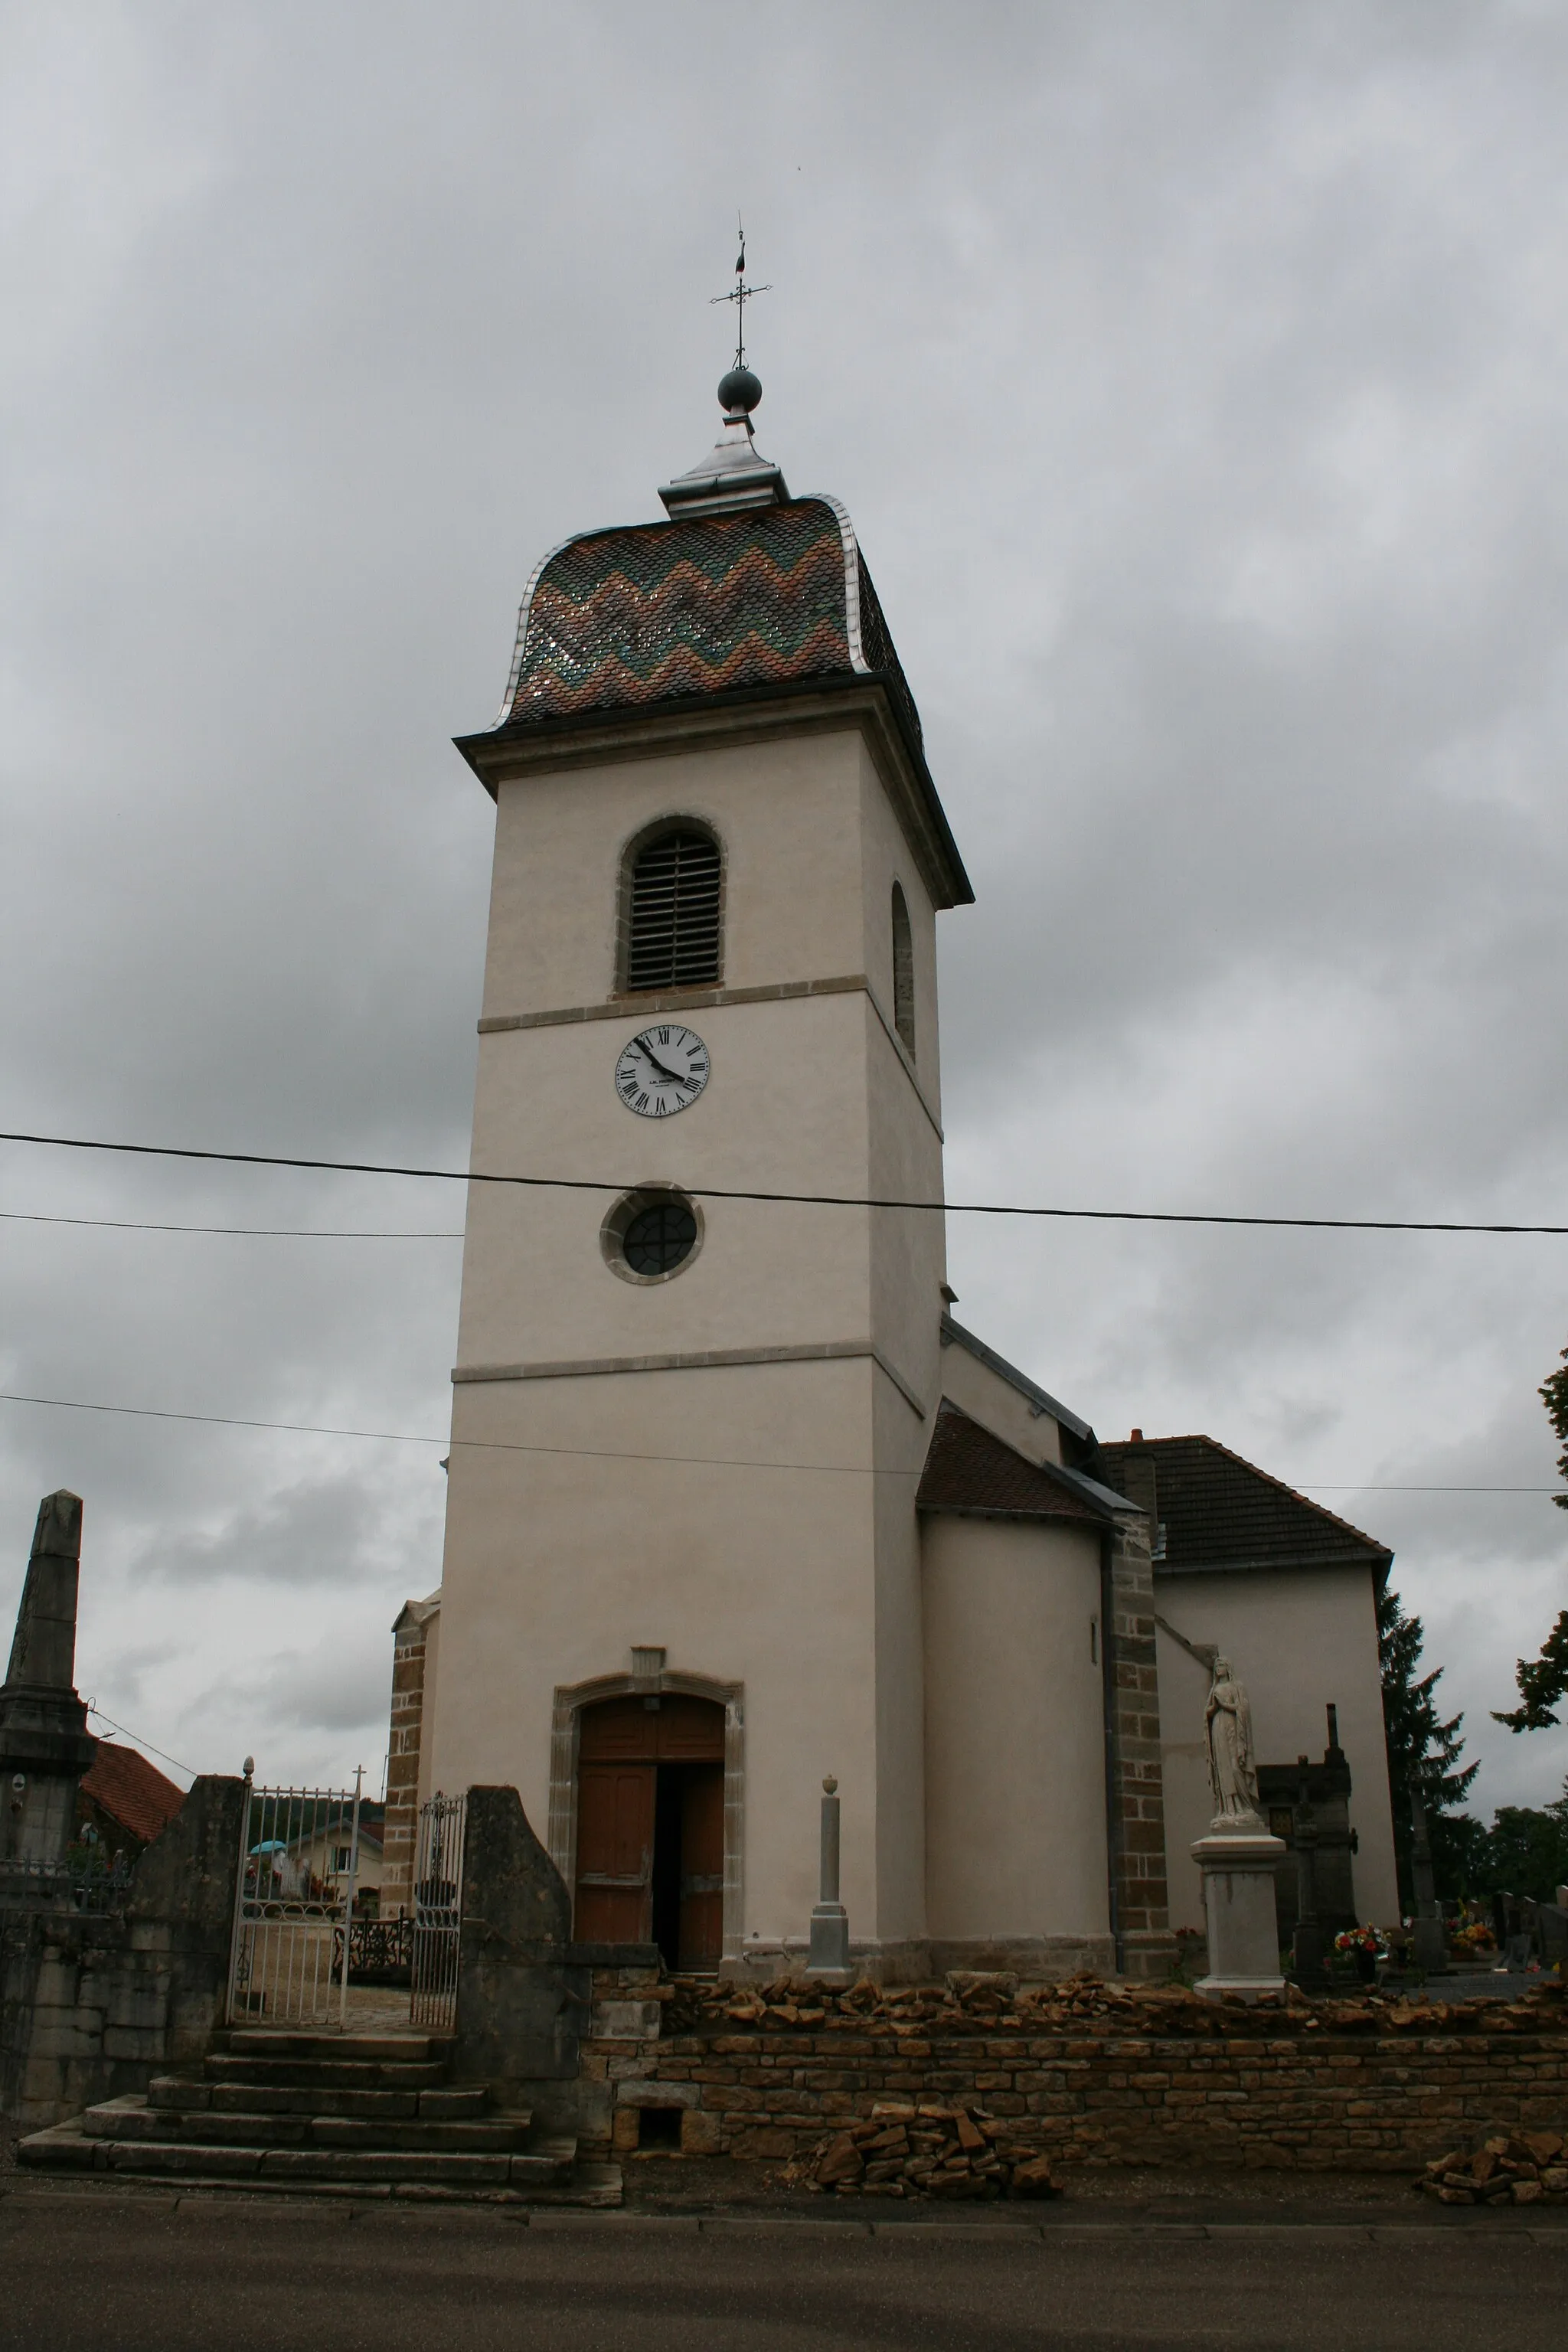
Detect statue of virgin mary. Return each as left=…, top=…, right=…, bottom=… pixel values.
left=1204, top=1657, right=1263, bottom=1830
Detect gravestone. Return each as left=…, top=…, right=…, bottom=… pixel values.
left=1258, top=1704, right=1357, bottom=1950
left=1407, top=1788, right=1449, bottom=1975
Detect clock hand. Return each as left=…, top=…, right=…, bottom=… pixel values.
left=635, top=1044, right=687, bottom=1086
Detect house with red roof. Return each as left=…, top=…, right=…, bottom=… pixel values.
left=76, top=1741, right=186, bottom=1863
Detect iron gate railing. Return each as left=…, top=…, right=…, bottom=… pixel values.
left=411, top=1791, right=466, bottom=2031
left=227, top=1767, right=362, bottom=2028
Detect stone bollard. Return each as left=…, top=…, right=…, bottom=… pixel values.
left=805, top=1775, right=853, bottom=1984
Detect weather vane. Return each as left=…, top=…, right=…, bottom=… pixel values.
left=710, top=215, right=770, bottom=369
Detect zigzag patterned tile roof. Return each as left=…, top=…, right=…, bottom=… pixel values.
left=502, top=497, right=924, bottom=748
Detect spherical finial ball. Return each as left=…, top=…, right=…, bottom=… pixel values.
left=823, top=1775, right=838, bottom=1796
left=718, top=365, right=762, bottom=416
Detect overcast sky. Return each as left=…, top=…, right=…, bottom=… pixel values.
left=2, top=2, right=1566, bottom=1828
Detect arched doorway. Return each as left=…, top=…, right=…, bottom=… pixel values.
left=573, top=1694, right=726, bottom=1971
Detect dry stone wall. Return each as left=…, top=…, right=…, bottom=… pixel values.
left=580, top=1965, right=1568, bottom=2174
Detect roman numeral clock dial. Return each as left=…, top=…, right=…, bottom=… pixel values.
left=613, top=1024, right=710, bottom=1118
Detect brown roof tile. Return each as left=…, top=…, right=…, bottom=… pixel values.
left=80, top=1741, right=186, bottom=1847
left=1099, top=1435, right=1392, bottom=1578
left=918, top=1402, right=1110, bottom=1524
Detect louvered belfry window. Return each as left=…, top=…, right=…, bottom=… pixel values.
left=891, top=882, right=916, bottom=1056
left=626, top=828, right=722, bottom=991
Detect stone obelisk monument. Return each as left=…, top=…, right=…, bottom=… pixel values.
left=0, top=1492, right=97, bottom=1864
left=1191, top=1655, right=1286, bottom=2000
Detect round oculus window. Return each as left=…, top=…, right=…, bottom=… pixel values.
left=621, top=1199, right=697, bottom=1276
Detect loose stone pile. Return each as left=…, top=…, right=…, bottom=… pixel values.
left=665, top=1969, right=1568, bottom=2041
left=1417, top=2131, right=1568, bottom=2207
left=788, top=2100, right=1062, bottom=2202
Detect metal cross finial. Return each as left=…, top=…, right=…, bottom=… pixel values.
left=710, top=214, right=770, bottom=368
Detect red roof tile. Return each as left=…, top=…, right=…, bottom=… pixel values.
left=918, top=1402, right=1110, bottom=1524
left=80, top=1741, right=186, bottom=1847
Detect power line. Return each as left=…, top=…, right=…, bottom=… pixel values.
left=0, top=1387, right=906, bottom=1476
left=0, top=1209, right=464, bottom=1239
left=1303, top=1483, right=1560, bottom=1494
left=0, top=1125, right=1564, bottom=1236
left=85, top=1704, right=197, bottom=1782
left=0, top=1386, right=1557, bottom=1496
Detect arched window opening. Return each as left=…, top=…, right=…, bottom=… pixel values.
left=891, top=882, right=916, bottom=1057
left=625, top=826, right=722, bottom=992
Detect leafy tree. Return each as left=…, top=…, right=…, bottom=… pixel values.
left=1494, top=1616, right=1568, bottom=1733
left=1379, top=1583, right=1479, bottom=1906
left=1481, top=1793, right=1568, bottom=1903
left=1493, top=1345, right=1568, bottom=1732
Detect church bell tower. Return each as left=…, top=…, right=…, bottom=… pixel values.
left=425, top=330, right=972, bottom=1977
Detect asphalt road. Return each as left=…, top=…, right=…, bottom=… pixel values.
left=2, top=2195, right=1565, bottom=2352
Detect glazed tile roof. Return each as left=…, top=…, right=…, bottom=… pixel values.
left=80, top=1740, right=185, bottom=1847
left=501, top=497, right=926, bottom=755
left=1098, top=1435, right=1393, bottom=1579
left=917, top=1401, right=1114, bottom=1524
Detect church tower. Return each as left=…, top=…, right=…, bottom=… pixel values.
left=424, top=346, right=972, bottom=1976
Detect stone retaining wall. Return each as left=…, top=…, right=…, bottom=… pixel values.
left=0, top=1777, right=243, bottom=2129
left=580, top=1965, right=1568, bottom=2173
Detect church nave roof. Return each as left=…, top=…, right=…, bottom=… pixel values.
left=916, top=1400, right=1117, bottom=1526
left=1099, top=1433, right=1393, bottom=1583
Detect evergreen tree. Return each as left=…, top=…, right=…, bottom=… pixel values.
left=1493, top=1344, right=1568, bottom=1733
left=1378, top=1583, right=1479, bottom=1906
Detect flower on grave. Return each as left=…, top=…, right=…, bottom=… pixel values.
left=1332, top=1926, right=1382, bottom=1955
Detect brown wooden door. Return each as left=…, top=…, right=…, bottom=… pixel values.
left=573, top=1762, right=654, bottom=1943
left=678, top=1764, right=725, bottom=1969
left=574, top=1694, right=727, bottom=1955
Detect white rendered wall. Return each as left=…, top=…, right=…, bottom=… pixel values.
left=428, top=717, right=952, bottom=1951
left=934, top=1336, right=1065, bottom=1468
left=922, top=1515, right=1109, bottom=1944
left=1155, top=1566, right=1398, bottom=1932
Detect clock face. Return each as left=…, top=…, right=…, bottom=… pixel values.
left=614, top=1024, right=710, bottom=1119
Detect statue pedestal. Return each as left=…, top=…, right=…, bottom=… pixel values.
left=1192, top=1822, right=1286, bottom=2000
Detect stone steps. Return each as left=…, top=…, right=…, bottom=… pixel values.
left=19, top=2119, right=581, bottom=2189
left=213, top=2032, right=437, bottom=2062
left=207, top=2056, right=447, bottom=2089
left=150, top=2077, right=490, bottom=2120
left=18, top=2021, right=620, bottom=2207
left=77, top=2095, right=537, bottom=2154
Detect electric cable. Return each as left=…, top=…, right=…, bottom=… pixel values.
left=83, top=1704, right=197, bottom=1782
left=0, top=1125, right=1563, bottom=1236
left=0, top=1386, right=1556, bottom=1494
left=0, top=1209, right=463, bottom=1238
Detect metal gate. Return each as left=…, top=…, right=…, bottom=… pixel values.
left=228, top=1767, right=363, bottom=2028
left=411, top=1791, right=466, bottom=2031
